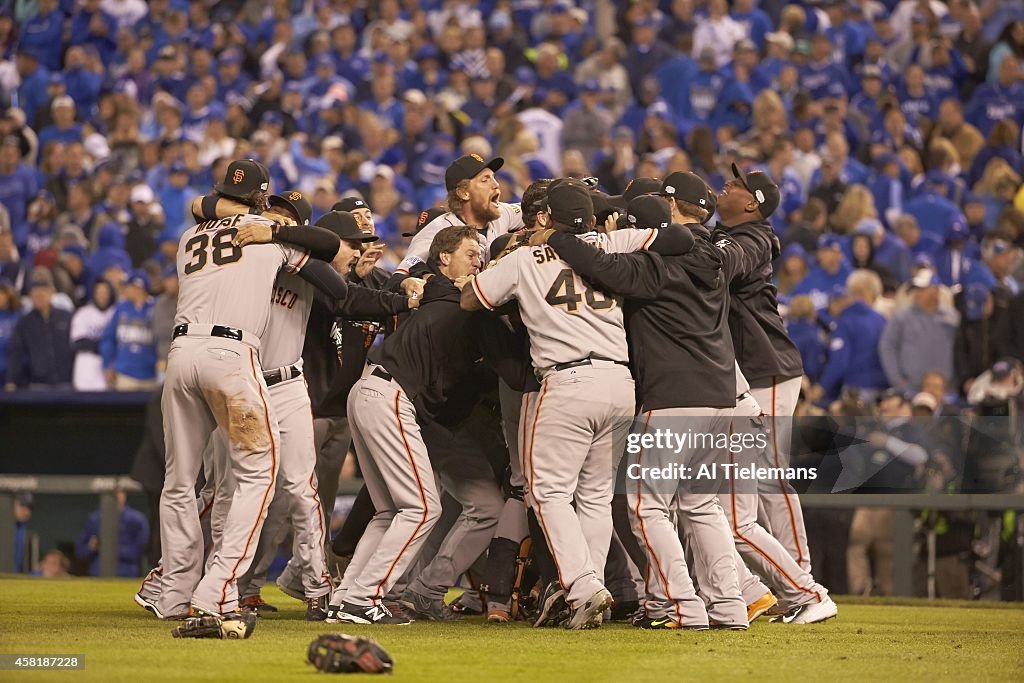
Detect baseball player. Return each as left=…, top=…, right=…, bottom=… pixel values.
left=713, top=168, right=806, bottom=556
left=535, top=178, right=755, bottom=629
left=275, top=210, right=419, bottom=605
left=475, top=180, right=551, bottom=623
left=460, top=181, right=678, bottom=629
left=157, top=159, right=341, bottom=636
left=326, top=225, right=492, bottom=626
left=319, top=208, right=444, bottom=581
left=394, top=154, right=524, bottom=277
left=714, top=165, right=838, bottom=623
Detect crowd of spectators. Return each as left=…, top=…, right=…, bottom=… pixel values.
left=0, top=0, right=1022, bottom=406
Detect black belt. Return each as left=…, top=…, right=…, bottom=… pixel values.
left=172, top=323, right=243, bottom=342
left=371, top=366, right=393, bottom=382
left=552, top=356, right=629, bottom=373
left=264, top=365, right=302, bottom=387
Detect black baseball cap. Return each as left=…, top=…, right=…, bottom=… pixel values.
left=402, top=206, right=446, bottom=237
left=315, top=211, right=378, bottom=242
left=731, top=163, right=781, bottom=217
left=545, top=181, right=594, bottom=229
left=625, top=194, right=671, bottom=229
left=591, top=191, right=618, bottom=224
left=214, top=159, right=270, bottom=199
left=608, top=177, right=662, bottom=209
left=332, top=196, right=369, bottom=213
left=445, top=154, right=504, bottom=191
left=269, top=189, right=312, bottom=225
left=659, top=171, right=711, bottom=209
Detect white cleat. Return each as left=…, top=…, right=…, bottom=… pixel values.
left=771, top=596, right=838, bottom=624
left=565, top=588, right=614, bottom=630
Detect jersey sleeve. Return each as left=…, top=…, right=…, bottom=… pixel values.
left=504, top=203, right=525, bottom=231
left=471, top=252, right=519, bottom=310
left=397, top=220, right=442, bottom=272
left=605, top=228, right=657, bottom=254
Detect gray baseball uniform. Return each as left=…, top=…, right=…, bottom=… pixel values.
left=158, top=214, right=307, bottom=616
left=330, top=364, right=441, bottom=608
left=750, top=376, right=811, bottom=572
left=470, top=229, right=656, bottom=609
left=396, top=203, right=523, bottom=272
left=729, top=389, right=829, bottom=609
left=238, top=270, right=331, bottom=600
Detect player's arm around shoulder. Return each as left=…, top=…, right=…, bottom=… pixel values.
left=714, top=228, right=772, bottom=282
left=191, top=193, right=253, bottom=222
left=546, top=230, right=667, bottom=299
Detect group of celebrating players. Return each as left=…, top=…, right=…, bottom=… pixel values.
left=132, top=150, right=838, bottom=640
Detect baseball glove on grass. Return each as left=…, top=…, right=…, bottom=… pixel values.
left=307, top=634, right=394, bottom=674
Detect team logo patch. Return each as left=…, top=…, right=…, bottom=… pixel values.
left=755, top=189, right=765, bottom=203
left=470, top=153, right=484, bottom=162
left=233, top=169, right=245, bottom=184
left=664, top=185, right=675, bottom=195
left=418, top=211, right=429, bottom=227
left=288, top=191, right=303, bottom=201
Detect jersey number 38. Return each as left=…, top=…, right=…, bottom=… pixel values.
left=183, top=228, right=244, bottom=274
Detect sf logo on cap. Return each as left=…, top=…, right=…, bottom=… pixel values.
left=233, top=169, right=245, bottom=183
left=470, top=153, right=484, bottom=162
left=289, top=191, right=303, bottom=201
left=418, top=211, right=429, bottom=226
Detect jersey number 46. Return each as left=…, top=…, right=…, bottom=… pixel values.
left=545, top=268, right=615, bottom=313
left=183, top=228, right=244, bottom=274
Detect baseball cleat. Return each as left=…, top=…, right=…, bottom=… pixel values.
left=765, top=601, right=788, bottom=617
left=239, top=595, right=277, bottom=615
left=770, top=596, right=838, bottom=624
left=633, top=615, right=710, bottom=630
left=487, top=608, right=511, bottom=623
left=709, top=622, right=749, bottom=631
left=326, top=600, right=412, bottom=625
left=565, top=588, right=614, bottom=630
left=533, top=581, right=569, bottom=628
left=134, top=592, right=165, bottom=619
left=747, top=592, right=779, bottom=623
left=305, top=595, right=329, bottom=621
left=399, top=589, right=463, bottom=622
left=609, top=599, right=640, bottom=622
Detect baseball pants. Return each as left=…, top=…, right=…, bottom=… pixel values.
left=522, top=362, right=634, bottom=609
left=627, top=408, right=747, bottom=627
left=314, top=415, right=352, bottom=542
left=238, top=376, right=332, bottom=600
left=728, top=394, right=828, bottom=608
left=158, top=335, right=279, bottom=616
left=136, top=476, right=216, bottom=609
left=330, top=366, right=441, bottom=608
left=405, top=418, right=504, bottom=600
left=750, top=376, right=812, bottom=573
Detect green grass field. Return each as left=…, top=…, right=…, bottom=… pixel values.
left=0, top=577, right=1021, bottom=682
